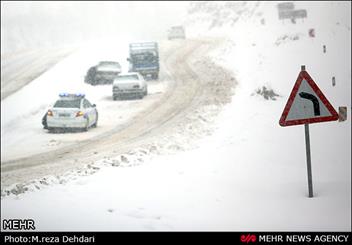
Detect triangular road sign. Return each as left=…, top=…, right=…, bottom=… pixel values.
left=279, top=68, right=338, bottom=126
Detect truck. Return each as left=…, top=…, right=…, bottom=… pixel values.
left=127, top=42, right=159, bottom=80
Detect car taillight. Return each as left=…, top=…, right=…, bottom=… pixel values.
left=47, top=110, right=53, bottom=116
left=76, top=111, right=84, bottom=117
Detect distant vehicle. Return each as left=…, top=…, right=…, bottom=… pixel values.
left=46, top=93, right=98, bottom=132
left=127, top=42, right=159, bottom=80
left=112, top=72, right=147, bottom=100
left=168, top=26, right=186, bottom=40
left=85, top=61, right=121, bottom=85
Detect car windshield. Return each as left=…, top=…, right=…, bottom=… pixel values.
left=96, top=64, right=121, bottom=72
left=115, top=75, right=139, bottom=81
left=132, top=51, right=157, bottom=58
left=99, top=61, right=120, bottom=67
left=54, top=99, right=81, bottom=108
left=96, top=70, right=119, bottom=74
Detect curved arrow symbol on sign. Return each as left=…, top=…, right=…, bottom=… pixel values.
left=299, top=92, right=321, bottom=116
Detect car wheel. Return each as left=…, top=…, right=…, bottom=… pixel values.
left=92, top=113, right=98, bottom=128
left=152, top=73, right=159, bottom=80
left=82, top=120, right=89, bottom=132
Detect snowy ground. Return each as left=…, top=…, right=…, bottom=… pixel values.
left=1, top=46, right=75, bottom=100
left=1, top=38, right=169, bottom=162
left=1, top=2, right=351, bottom=231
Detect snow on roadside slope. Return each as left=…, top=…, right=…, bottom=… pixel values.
left=202, top=1, right=350, bottom=229
left=1, top=2, right=350, bottom=231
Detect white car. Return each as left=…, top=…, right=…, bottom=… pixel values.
left=168, top=26, right=186, bottom=40
left=46, top=93, right=98, bottom=132
left=112, top=72, right=148, bottom=100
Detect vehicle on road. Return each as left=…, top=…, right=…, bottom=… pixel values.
left=127, top=42, right=159, bottom=80
left=85, top=61, right=121, bottom=85
left=46, top=93, right=98, bottom=132
left=168, top=26, right=186, bottom=40
left=112, top=72, right=147, bottom=100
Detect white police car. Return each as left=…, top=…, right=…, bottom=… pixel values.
left=46, top=93, right=98, bottom=132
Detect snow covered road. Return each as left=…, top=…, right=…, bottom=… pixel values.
left=1, top=38, right=236, bottom=188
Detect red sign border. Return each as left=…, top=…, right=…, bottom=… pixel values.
left=279, top=70, right=339, bottom=127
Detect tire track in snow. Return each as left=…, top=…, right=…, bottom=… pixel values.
left=1, top=38, right=236, bottom=189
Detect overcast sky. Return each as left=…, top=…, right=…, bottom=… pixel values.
left=1, top=1, right=190, bottom=53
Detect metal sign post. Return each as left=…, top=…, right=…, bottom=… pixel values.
left=279, top=65, right=339, bottom=197
left=304, top=123, right=313, bottom=197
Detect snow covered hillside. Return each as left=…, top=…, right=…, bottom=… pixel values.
left=1, top=1, right=188, bottom=54
left=1, top=1, right=351, bottom=231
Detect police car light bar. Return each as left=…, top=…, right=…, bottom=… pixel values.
left=59, top=93, right=85, bottom=98
left=75, top=93, right=85, bottom=97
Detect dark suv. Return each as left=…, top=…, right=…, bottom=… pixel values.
left=85, top=61, right=121, bottom=85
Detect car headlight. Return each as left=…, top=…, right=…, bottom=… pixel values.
left=133, top=84, right=140, bottom=89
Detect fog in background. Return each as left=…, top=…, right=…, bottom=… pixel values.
left=1, top=1, right=189, bottom=54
